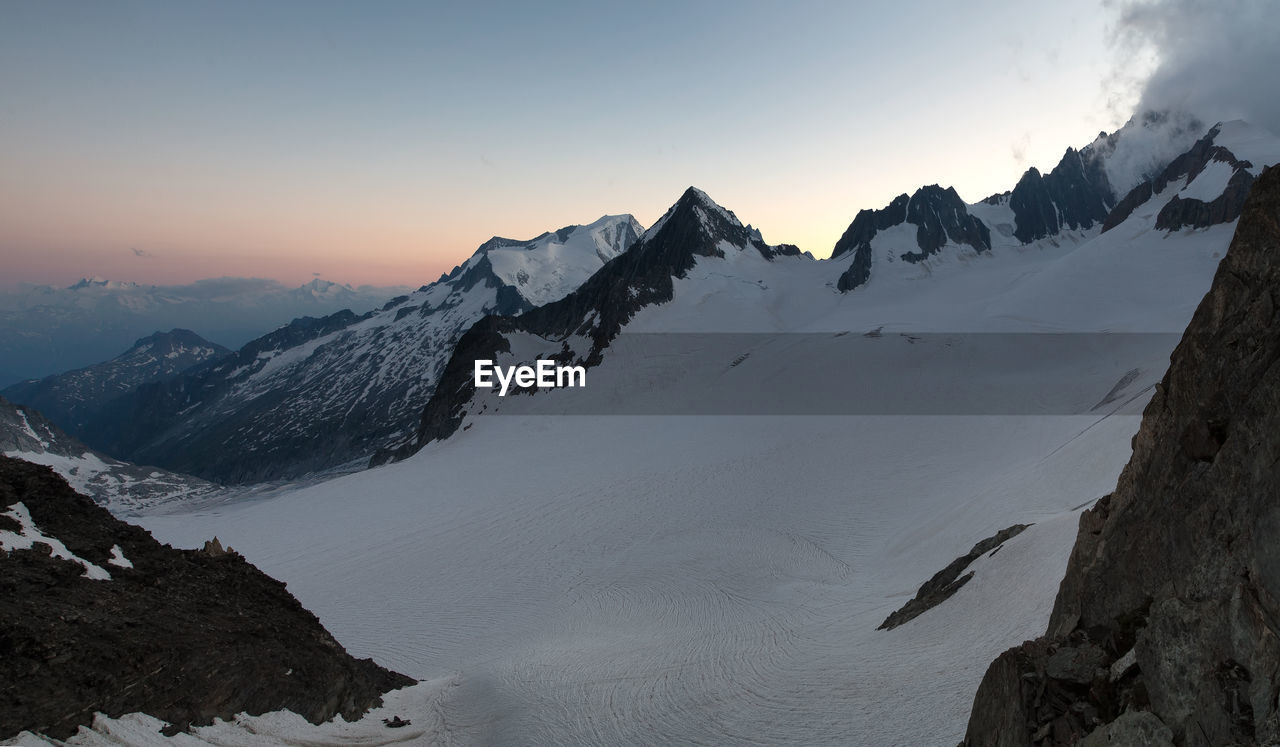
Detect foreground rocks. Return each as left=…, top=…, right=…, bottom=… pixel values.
left=0, top=455, right=413, bottom=740
left=962, top=165, right=1280, bottom=745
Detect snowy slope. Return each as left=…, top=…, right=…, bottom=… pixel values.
left=0, top=397, right=220, bottom=515
left=90, top=215, right=643, bottom=483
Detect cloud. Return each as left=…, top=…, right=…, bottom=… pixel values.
left=130, top=247, right=153, bottom=258
left=1108, top=0, right=1280, bottom=133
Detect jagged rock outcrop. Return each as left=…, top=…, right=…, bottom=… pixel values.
left=902, top=186, right=992, bottom=262
left=1155, top=167, right=1256, bottom=230
left=1009, top=146, right=1115, bottom=244
left=878, top=524, right=1029, bottom=631
left=1103, top=124, right=1256, bottom=232
left=832, top=186, right=990, bottom=291
left=832, top=194, right=906, bottom=291
left=0, top=455, right=412, bottom=739
left=961, top=165, right=1280, bottom=745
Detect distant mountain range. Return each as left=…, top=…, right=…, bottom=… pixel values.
left=70, top=216, right=643, bottom=483
left=0, top=277, right=410, bottom=385
left=42, top=117, right=1280, bottom=488
left=3, top=329, right=228, bottom=437
left=389, top=118, right=1280, bottom=457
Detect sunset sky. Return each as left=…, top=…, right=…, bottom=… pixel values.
left=2, top=1, right=1144, bottom=288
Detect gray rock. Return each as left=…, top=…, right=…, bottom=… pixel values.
left=878, top=524, right=1030, bottom=631
left=1110, top=648, right=1137, bottom=682
left=962, top=165, right=1280, bottom=745
left=1045, top=644, right=1107, bottom=685
left=1079, top=711, right=1173, bottom=746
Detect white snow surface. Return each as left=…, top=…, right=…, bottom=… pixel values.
left=0, top=502, right=111, bottom=580
left=485, top=215, right=643, bottom=306
left=1214, top=119, right=1280, bottom=174
left=1178, top=158, right=1237, bottom=201
left=107, top=544, right=133, bottom=569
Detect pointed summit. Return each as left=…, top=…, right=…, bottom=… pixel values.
left=641, top=187, right=798, bottom=262
left=643, top=186, right=743, bottom=243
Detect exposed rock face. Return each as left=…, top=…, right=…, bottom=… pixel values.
left=878, top=524, right=1029, bottom=631
left=1155, top=167, right=1256, bottom=230
left=961, top=165, right=1280, bottom=745
left=0, top=455, right=412, bottom=739
left=1009, top=146, right=1114, bottom=244
left=832, top=186, right=990, bottom=291
left=80, top=310, right=367, bottom=475
left=901, top=185, right=992, bottom=262
left=832, top=194, right=906, bottom=291
left=1103, top=124, right=1256, bottom=233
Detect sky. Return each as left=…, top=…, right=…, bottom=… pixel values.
left=0, top=0, right=1271, bottom=289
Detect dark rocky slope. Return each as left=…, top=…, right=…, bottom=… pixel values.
left=961, top=165, right=1280, bottom=745
left=0, top=455, right=412, bottom=739
left=77, top=310, right=368, bottom=481
left=878, top=524, right=1029, bottom=631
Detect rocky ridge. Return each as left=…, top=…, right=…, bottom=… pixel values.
left=0, top=454, right=412, bottom=740
left=961, top=165, right=1280, bottom=745
left=74, top=216, right=642, bottom=484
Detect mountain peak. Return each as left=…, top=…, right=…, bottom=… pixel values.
left=678, top=186, right=744, bottom=228
left=643, top=186, right=747, bottom=244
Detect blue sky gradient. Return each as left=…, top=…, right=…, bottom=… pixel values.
left=2, top=1, right=1132, bottom=286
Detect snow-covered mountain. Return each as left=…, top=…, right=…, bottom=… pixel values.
left=47, top=118, right=1280, bottom=744
left=0, top=396, right=220, bottom=515
left=388, top=119, right=1278, bottom=457
left=0, top=277, right=409, bottom=386
left=2, top=329, right=228, bottom=437
left=85, top=215, right=643, bottom=483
